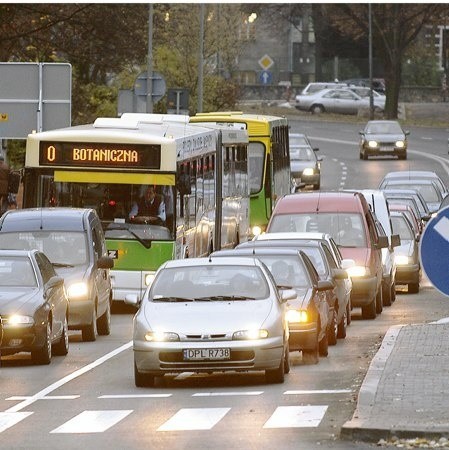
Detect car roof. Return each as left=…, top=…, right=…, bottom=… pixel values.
left=272, top=192, right=367, bottom=214
left=256, top=232, right=329, bottom=241
left=212, top=248, right=302, bottom=257
left=162, top=256, right=263, bottom=269
left=383, top=170, right=440, bottom=179
left=0, top=249, right=36, bottom=258
left=0, top=207, right=91, bottom=232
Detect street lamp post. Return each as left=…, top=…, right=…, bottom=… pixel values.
left=368, top=3, right=374, bottom=120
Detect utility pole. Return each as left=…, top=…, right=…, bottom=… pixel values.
left=147, top=4, right=154, bottom=114
left=197, top=4, right=205, bottom=113
left=368, top=3, right=374, bottom=120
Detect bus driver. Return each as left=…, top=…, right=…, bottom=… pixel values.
left=129, top=185, right=166, bottom=225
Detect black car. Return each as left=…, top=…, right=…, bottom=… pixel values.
left=359, top=120, right=409, bottom=160
left=0, top=249, right=69, bottom=364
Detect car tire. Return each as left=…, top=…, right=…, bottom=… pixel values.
left=302, top=331, right=319, bottom=365
left=265, top=352, right=285, bottom=384
left=361, top=297, right=377, bottom=320
left=382, top=280, right=392, bottom=307
left=97, top=299, right=111, bottom=336
left=346, top=300, right=352, bottom=325
left=134, top=362, right=155, bottom=387
left=82, top=305, right=98, bottom=342
left=310, top=104, right=324, bottom=114
left=319, top=332, right=329, bottom=357
left=53, top=315, right=69, bottom=356
left=391, top=282, right=396, bottom=302
left=375, top=287, right=383, bottom=314
left=31, top=321, right=52, bottom=365
left=337, top=306, right=347, bottom=339
left=327, top=308, right=338, bottom=346
left=283, top=345, right=291, bottom=374
left=408, top=282, right=419, bottom=294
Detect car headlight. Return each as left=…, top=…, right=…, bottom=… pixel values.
left=145, top=331, right=180, bottom=342
left=67, top=282, right=89, bottom=299
left=303, top=167, right=314, bottom=176
left=145, top=273, right=155, bottom=286
left=368, top=140, right=378, bottom=148
left=233, top=329, right=269, bottom=340
left=395, top=140, right=405, bottom=148
left=346, top=266, right=370, bottom=277
left=7, top=315, right=34, bottom=326
left=252, top=225, right=263, bottom=237
left=286, top=309, right=309, bottom=323
left=395, top=255, right=411, bottom=265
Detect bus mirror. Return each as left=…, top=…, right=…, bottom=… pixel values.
left=176, top=173, right=191, bottom=195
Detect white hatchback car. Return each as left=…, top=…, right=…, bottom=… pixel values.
left=126, top=256, right=294, bottom=386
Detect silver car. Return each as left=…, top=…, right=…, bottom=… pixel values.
left=126, top=256, right=293, bottom=386
left=295, top=88, right=385, bottom=115
left=289, top=133, right=322, bottom=190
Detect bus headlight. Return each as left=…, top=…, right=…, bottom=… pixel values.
left=67, top=282, right=89, bottom=299
left=145, top=274, right=155, bottom=286
left=252, top=225, right=263, bottom=237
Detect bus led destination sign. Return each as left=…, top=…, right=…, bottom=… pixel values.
left=39, top=141, right=161, bottom=169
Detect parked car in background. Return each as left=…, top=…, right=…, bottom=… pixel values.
left=359, top=120, right=409, bottom=160
left=379, top=178, right=443, bottom=213
left=342, top=78, right=386, bottom=94
left=379, top=171, right=448, bottom=201
left=238, top=232, right=353, bottom=340
left=266, top=192, right=388, bottom=319
left=0, top=208, right=114, bottom=342
left=212, top=247, right=334, bottom=365
left=299, top=82, right=348, bottom=96
left=289, top=133, right=322, bottom=190
left=126, top=256, right=294, bottom=386
left=346, top=86, right=386, bottom=101
left=390, top=211, right=421, bottom=293
left=0, top=249, right=69, bottom=364
left=295, top=88, right=384, bottom=115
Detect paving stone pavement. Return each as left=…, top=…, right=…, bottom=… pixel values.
left=341, top=321, right=449, bottom=443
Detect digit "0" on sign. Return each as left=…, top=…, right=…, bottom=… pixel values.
left=47, top=145, right=56, bottom=162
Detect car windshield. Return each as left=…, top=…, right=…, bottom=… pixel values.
left=290, top=147, right=314, bottom=161
left=366, top=122, right=402, bottom=134
left=289, top=135, right=309, bottom=147
left=0, top=231, right=88, bottom=266
left=0, top=257, right=37, bottom=287
left=389, top=183, right=440, bottom=203
left=150, top=265, right=270, bottom=300
left=269, top=212, right=367, bottom=247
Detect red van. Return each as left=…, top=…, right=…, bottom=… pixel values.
left=267, top=192, right=388, bottom=319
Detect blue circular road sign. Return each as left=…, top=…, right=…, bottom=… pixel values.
left=420, top=205, right=449, bottom=296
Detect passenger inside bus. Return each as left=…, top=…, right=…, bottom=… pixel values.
left=128, top=185, right=166, bottom=225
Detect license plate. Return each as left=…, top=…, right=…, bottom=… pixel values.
left=183, top=348, right=231, bottom=361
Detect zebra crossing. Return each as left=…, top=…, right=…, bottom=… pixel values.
left=0, top=389, right=350, bottom=434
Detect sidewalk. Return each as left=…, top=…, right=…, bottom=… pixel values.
left=341, top=319, right=449, bottom=444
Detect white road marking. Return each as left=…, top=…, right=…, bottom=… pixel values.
left=6, top=395, right=79, bottom=401
left=434, top=216, right=449, bottom=243
left=0, top=412, right=33, bottom=433
left=284, top=389, right=352, bottom=395
left=99, top=394, right=171, bottom=399
left=5, top=341, right=132, bottom=413
left=157, top=408, right=230, bottom=431
left=50, top=410, right=133, bottom=434
left=192, top=391, right=264, bottom=397
left=263, top=405, right=328, bottom=428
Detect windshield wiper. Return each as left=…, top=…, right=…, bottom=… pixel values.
left=107, top=226, right=153, bottom=249
left=153, top=296, right=195, bottom=302
left=196, top=295, right=256, bottom=301
left=52, top=262, right=74, bottom=268
left=277, top=285, right=293, bottom=289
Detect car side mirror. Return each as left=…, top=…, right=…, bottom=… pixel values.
left=415, top=233, right=420, bottom=242
left=313, top=147, right=319, bottom=152
left=405, top=130, right=410, bottom=135
left=317, top=280, right=334, bottom=291
left=422, top=214, right=431, bottom=222
left=280, top=289, right=297, bottom=302
left=390, top=234, right=401, bottom=248
left=376, top=235, right=389, bottom=249
left=331, top=268, right=348, bottom=280
left=359, top=131, right=364, bottom=135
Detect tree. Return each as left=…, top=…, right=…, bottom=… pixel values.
left=327, top=4, right=448, bottom=118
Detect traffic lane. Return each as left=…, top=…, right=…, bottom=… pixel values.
left=0, top=311, right=134, bottom=411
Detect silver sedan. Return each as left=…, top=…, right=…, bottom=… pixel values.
left=126, top=256, right=294, bottom=386
left=295, top=88, right=385, bottom=115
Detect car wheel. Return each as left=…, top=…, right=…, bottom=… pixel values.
left=327, top=308, right=338, bottom=346
left=134, top=362, right=155, bottom=387
left=361, top=297, right=376, bottom=320
left=53, top=315, right=69, bottom=356
left=97, top=299, right=111, bottom=336
left=265, top=352, right=285, bottom=384
left=382, top=280, right=392, bottom=307
left=302, top=330, right=319, bottom=365
left=337, top=306, right=347, bottom=339
left=283, top=345, right=291, bottom=374
left=346, top=300, right=352, bottom=325
left=310, top=104, right=324, bottom=114
left=319, top=332, right=329, bottom=357
left=375, top=287, right=383, bottom=314
left=82, top=305, right=97, bottom=342
left=391, top=282, right=396, bottom=302
left=408, top=282, right=419, bottom=294
left=31, top=321, right=52, bottom=365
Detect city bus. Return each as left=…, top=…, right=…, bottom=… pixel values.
left=22, top=114, right=250, bottom=302
left=190, top=112, right=291, bottom=236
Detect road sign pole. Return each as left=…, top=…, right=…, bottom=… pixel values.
left=147, top=4, right=154, bottom=113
